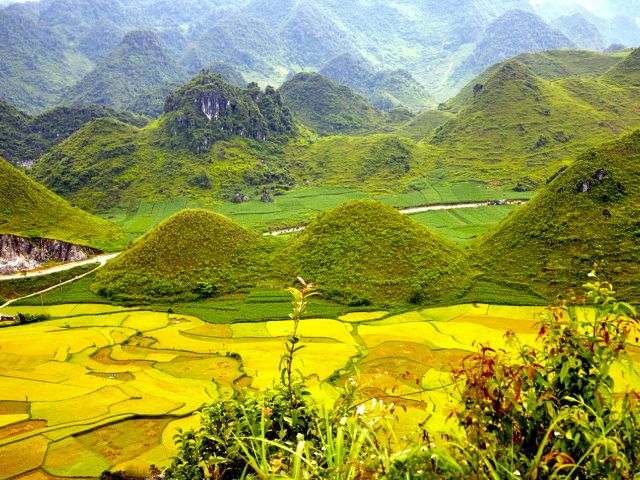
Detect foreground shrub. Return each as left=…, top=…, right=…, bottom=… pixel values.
left=165, top=271, right=639, bottom=479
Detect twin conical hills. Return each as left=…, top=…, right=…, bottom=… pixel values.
left=92, top=209, right=264, bottom=302
left=471, top=129, right=640, bottom=302
left=0, top=157, right=122, bottom=251
left=284, top=200, right=467, bottom=306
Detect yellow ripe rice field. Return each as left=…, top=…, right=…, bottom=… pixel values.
left=0, top=302, right=637, bottom=478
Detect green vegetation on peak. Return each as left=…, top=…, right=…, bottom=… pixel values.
left=602, top=47, right=640, bottom=86
left=319, top=53, right=435, bottom=112
left=163, top=73, right=295, bottom=153
left=455, top=9, right=575, bottom=82
left=285, top=199, right=467, bottom=305
left=431, top=58, right=640, bottom=187
left=205, top=62, right=247, bottom=87
left=279, top=72, right=387, bottom=136
left=444, top=50, right=624, bottom=113
left=0, top=157, right=122, bottom=250
left=62, top=30, right=184, bottom=113
left=471, top=129, right=640, bottom=302
left=0, top=100, right=147, bottom=166
left=91, top=209, right=262, bottom=302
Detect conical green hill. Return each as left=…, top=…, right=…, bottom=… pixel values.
left=472, top=130, right=640, bottom=301
left=0, top=157, right=122, bottom=250
left=92, top=209, right=262, bottom=301
left=285, top=200, right=467, bottom=305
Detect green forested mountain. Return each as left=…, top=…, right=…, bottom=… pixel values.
left=92, top=209, right=263, bottom=301
left=0, top=157, right=122, bottom=250
left=552, top=13, right=606, bottom=51
left=62, top=31, right=184, bottom=112
left=319, top=53, right=434, bottom=112
left=278, top=72, right=387, bottom=135
left=29, top=74, right=298, bottom=210
left=454, top=9, right=575, bottom=83
left=0, top=100, right=147, bottom=165
left=205, top=62, right=247, bottom=87
left=0, top=8, right=93, bottom=113
left=471, top=129, right=640, bottom=302
left=6, top=0, right=633, bottom=113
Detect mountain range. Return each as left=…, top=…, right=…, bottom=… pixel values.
left=1, top=0, right=638, bottom=114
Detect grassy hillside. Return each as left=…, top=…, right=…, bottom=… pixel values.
left=431, top=58, right=640, bottom=187
left=0, top=157, right=122, bottom=250
left=279, top=73, right=388, bottom=136
left=471, top=129, right=640, bottom=302
left=62, top=31, right=184, bottom=112
left=0, top=100, right=147, bottom=165
left=284, top=200, right=467, bottom=305
left=602, top=47, right=640, bottom=86
left=91, top=209, right=264, bottom=302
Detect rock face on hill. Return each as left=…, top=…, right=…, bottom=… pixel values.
left=0, top=234, right=99, bottom=274
left=163, top=73, right=295, bottom=152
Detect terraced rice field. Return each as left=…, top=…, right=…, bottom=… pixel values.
left=0, top=302, right=636, bottom=478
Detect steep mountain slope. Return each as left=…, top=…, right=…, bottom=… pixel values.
left=0, top=101, right=147, bottom=166
left=30, top=75, right=299, bottom=210
left=455, top=10, right=575, bottom=82
left=320, top=53, right=434, bottom=112
left=285, top=200, right=467, bottom=305
left=471, top=129, right=640, bottom=302
left=62, top=31, right=184, bottom=112
left=552, top=13, right=606, bottom=51
left=206, top=62, right=247, bottom=87
left=0, top=157, right=122, bottom=250
left=279, top=73, right=386, bottom=135
left=92, top=209, right=262, bottom=301
left=431, top=57, right=640, bottom=186
left=0, top=8, right=93, bottom=113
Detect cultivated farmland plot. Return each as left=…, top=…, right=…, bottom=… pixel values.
left=0, top=303, right=637, bottom=478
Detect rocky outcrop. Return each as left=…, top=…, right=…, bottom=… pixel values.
left=0, top=234, right=100, bottom=274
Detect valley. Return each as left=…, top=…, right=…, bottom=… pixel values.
left=1, top=0, right=640, bottom=477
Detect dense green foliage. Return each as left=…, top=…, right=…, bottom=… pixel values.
left=284, top=200, right=467, bottom=305
left=0, top=157, right=123, bottom=250
left=454, top=9, right=575, bottom=82
left=62, top=31, right=184, bottom=113
left=91, top=209, right=265, bottom=302
left=163, top=73, right=295, bottom=152
left=0, top=8, right=93, bottom=113
left=0, top=100, right=147, bottom=165
left=279, top=73, right=388, bottom=136
left=205, top=62, right=247, bottom=87
left=319, top=52, right=434, bottom=112
left=472, top=129, right=640, bottom=302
